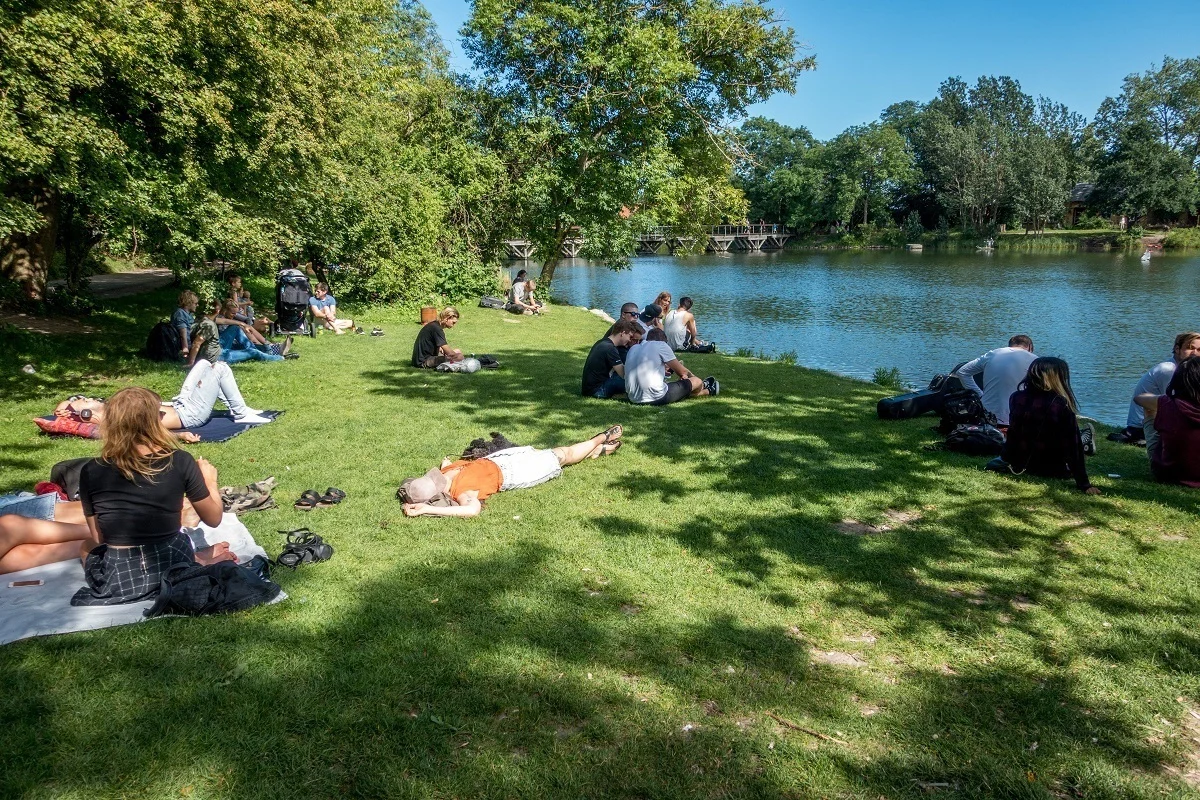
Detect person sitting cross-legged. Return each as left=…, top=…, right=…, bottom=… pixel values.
left=625, top=328, right=718, bottom=405
left=412, top=307, right=464, bottom=368
left=309, top=282, right=355, bottom=334
left=1112, top=332, right=1200, bottom=444
left=582, top=318, right=641, bottom=399
left=399, top=426, right=624, bottom=519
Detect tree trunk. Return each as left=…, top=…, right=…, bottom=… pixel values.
left=862, top=194, right=869, bottom=227
left=0, top=181, right=58, bottom=300
left=59, top=200, right=102, bottom=292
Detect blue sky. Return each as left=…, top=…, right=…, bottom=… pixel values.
left=422, top=0, right=1200, bottom=140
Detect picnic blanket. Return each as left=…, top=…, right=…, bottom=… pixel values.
left=0, top=513, right=281, bottom=646
left=35, top=410, right=282, bottom=443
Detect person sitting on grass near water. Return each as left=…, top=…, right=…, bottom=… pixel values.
left=54, top=360, right=273, bottom=442
left=951, top=335, right=1037, bottom=427
left=987, top=357, right=1099, bottom=494
left=1134, top=356, right=1200, bottom=487
left=309, top=282, right=355, bottom=334
left=398, top=426, right=625, bottom=518
left=1111, top=332, right=1200, bottom=445
left=508, top=278, right=544, bottom=315
left=581, top=319, right=641, bottom=399
left=625, top=328, right=719, bottom=405
left=412, top=307, right=464, bottom=368
left=664, top=296, right=713, bottom=353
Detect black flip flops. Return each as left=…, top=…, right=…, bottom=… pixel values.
left=275, top=528, right=334, bottom=569
left=293, top=487, right=346, bottom=511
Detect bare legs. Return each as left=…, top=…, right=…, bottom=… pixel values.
left=0, top=516, right=92, bottom=575
left=552, top=425, right=623, bottom=467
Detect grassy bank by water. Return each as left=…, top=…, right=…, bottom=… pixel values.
left=793, top=228, right=1134, bottom=252
left=2, top=288, right=1200, bottom=799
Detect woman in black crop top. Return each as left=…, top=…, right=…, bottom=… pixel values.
left=71, top=387, right=234, bottom=606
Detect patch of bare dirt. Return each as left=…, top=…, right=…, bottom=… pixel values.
left=1162, top=534, right=1190, bottom=542
left=6, top=313, right=98, bottom=335
left=811, top=650, right=866, bottom=668
left=1160, top=705, right=1200, bottom=787
left=835, top=508, right=923, bottom=536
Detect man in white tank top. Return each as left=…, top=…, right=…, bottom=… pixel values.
left=663, top=297, right=708, bottom=352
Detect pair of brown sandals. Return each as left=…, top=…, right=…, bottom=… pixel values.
left=293, top=487, right=346, bottom=511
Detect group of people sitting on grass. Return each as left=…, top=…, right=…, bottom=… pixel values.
left=947, top=332, right=1200, bottom=493
left=581, top=291, right=718, bottom=404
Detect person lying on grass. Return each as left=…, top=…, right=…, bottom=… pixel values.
left=398, top=426, right=624, bottom=518
left=1135, top=355, right=1200, bottom=487
left=3, top=390, right=235, bottom=583
left=53, top=360, right=272, bottom=443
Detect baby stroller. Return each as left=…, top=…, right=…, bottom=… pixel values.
left=274, top=268, right=317, bottom=338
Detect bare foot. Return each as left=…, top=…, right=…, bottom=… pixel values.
left=195, top=542, right=236, bottom=565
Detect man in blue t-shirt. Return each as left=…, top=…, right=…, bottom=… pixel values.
left=309, top=282, right=355, bottom=334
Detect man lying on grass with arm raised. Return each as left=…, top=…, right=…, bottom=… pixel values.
left=398, top=426, right=624, bottom=518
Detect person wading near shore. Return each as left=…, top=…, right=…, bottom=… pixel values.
left=1112, top=332, right=1200, bottom=445
left=951, top=335, right=1037, bottom=427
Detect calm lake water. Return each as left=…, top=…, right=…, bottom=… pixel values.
left=540, top=249, right=1200, bottom=425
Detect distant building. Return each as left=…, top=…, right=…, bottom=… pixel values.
left=1063, top=183, right=1094, bottom=227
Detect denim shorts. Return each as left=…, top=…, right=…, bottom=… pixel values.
left=0, top=492, right=58, bottom=521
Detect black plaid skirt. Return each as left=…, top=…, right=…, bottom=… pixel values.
left=71, top=534, right=197, bottom=606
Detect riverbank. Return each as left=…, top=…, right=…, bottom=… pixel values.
left=2, top=290, right=1200, bottom=798
left=791, top=228, right=1141, bottom=252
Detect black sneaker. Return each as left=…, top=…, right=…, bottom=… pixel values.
left=1080, top=422, right=1096, bottom=456
left=702, top=376, right=720, bottom=396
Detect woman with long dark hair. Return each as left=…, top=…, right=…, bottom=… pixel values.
left=995, top=357, right=1099, bottom=494
left=1136, top=356, right=1200, bottom=487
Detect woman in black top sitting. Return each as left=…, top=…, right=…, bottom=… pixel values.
left=72, top=387, right=235, bottom=606
left=995, top=357, right=1099, bottom=495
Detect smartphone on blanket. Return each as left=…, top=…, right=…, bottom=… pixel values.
left=8, top=580, right=44, bottom=588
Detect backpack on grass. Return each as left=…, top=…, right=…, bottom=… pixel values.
left=937, top=391, right=994, bottom=433
left=945, top=423, right=1006, bottom=456
left=479, top=296, right=507, bottom=310
left=144, top=321, right=181, bottom=362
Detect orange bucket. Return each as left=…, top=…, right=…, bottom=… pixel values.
left=420, top=306, right=437, bottom=324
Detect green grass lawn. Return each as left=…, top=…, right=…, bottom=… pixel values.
left=2, top=287, right=1200, bottom=798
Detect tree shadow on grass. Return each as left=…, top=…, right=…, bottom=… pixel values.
left=2, top=534, right=1184, bottom=798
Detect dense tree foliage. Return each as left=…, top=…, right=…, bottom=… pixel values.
left=462, top=0, right=812, bottom=285
left=736, top=62, right=1200, bottom=238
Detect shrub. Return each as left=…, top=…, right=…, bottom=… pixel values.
left=1072, top=212, right=1114, bottom=231
left=936, top=216, right=950, bottom=242
left=733, top=347, right=754, bottom=358
left=777, top=350, right=797, bottom=365
left=872, top=366, right=905, bottom=391
left=1163, top=227, right=1200, bottom=250
left=903, top=211, right=924, bottom=242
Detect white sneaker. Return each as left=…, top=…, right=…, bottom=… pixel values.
left=242, top=408, right=265, bottom=416
left=233, top=412, right=273, bottom=425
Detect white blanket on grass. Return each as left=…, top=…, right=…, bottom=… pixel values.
left=0, top=513, right=280, bottom=646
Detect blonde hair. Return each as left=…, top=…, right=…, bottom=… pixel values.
left=178, top=290, right=197, bottom=307
left=438, top=306, right=459, bottom=323
left=1022, top=357, right=1079, bottom=415
left=221, top=298, right=240, bottom=317
left=654, top=291, right=672, bottom=309
left=99, top=388, right=178, bottom=482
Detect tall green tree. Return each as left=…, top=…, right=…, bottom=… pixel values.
left=1092, top=57, right=1200, bottom=225
left=824, top=123, right=913, bottom=227
left=462, top=0, right=812, bottom=286
left=734, top=117, right=826, bottom=229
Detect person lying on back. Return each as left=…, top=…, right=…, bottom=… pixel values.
left=1112, top=332, right=1200, bottom=444
left=412, top=307, right=464, bottom=368
left=582, top=319, right=641, bottom=399
left=951, top=335, right=1037, bottom=427
left=399, top=426, right=624, bottom=519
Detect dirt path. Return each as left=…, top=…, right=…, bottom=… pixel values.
left=8, top=269, right=174, bottom=335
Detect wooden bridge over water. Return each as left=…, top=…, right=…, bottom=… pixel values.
left=503, top=224, right=792, bottom=260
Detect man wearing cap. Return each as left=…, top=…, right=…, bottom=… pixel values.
left=399, top=426, right=625, bottom=518
left=624, top=328, right=719, bottom=405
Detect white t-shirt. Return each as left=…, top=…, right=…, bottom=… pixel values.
left=509, top=282, right=527, bottom=304
left=1127, top=359, right=1176, bottom=427
left=952, top=346, right=1037, bottom=425
left=624, top=340, right=675, bottom=404
left=663, top=309, right=688, bottom=350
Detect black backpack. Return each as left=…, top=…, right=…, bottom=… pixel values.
left=144, top=321, right=181, bottom=362
left=144, top=561, right=282, bottom=618
left=945, top=423, right=1006, bottom=456
left=937, top=391, right=994, bottom=433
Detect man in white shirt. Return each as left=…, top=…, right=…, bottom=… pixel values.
left=1111, top=331, right=1200, bottom=444
left=624, top=329, right=718, bottom=405
left=951, top=335, right=1036, bottom=426
left=663, top=296, right=711, bottom=352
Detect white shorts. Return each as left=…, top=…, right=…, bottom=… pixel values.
left=486, top=447, right=562, bottom=491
